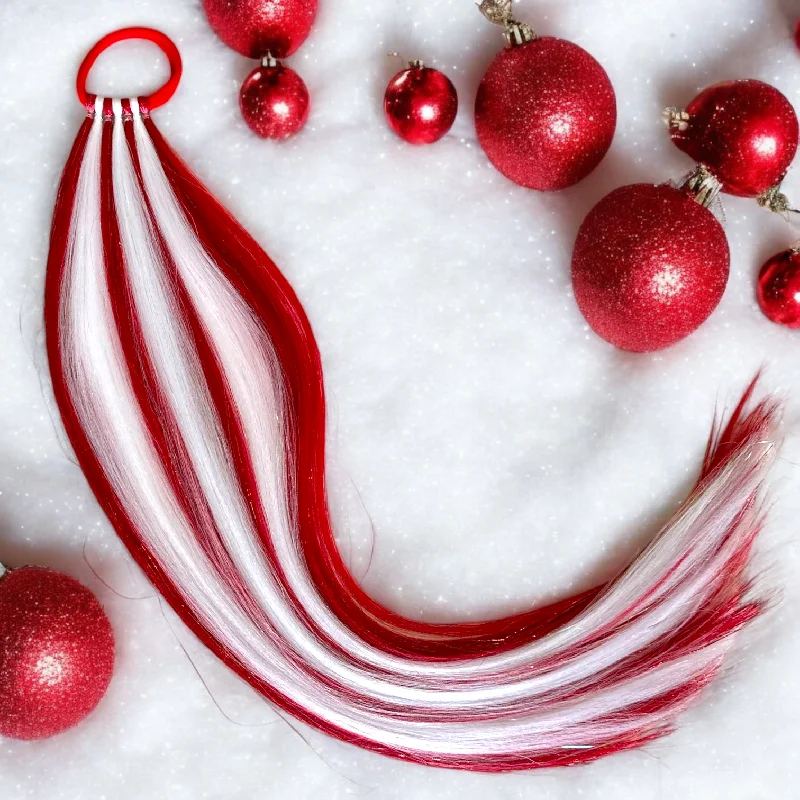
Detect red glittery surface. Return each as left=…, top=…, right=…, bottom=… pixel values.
left=203, top=0, right=318, bottom=59
left=384, top=66, right=458, bottom=145
left=475, top=37, right=616, bottom=191
left=670, top=80, right=799, bottom=197
left=757, top=248, right=800, bottom=328
left=0, top=566, right=114, bottom=740
left=239, top=64, right=310, bottom=139
left=571, top=183, right=730, bottom=352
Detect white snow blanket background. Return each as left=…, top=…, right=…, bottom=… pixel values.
left=1, top=0, right=799, bottom=797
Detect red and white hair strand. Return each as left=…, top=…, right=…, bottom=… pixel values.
left=44, top=29, right=781, bottom=771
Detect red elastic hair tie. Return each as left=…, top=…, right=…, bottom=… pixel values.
left=75, top=27, right=182, bottom=111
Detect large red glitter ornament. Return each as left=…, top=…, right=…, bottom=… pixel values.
left=667, top=80, right=799, bottom=198
left=474, top=6, right=615, bottom=191
left=757, top=248, right=800, bottom=328
left=240, top=59, right=310, bottom=139
left=571, top=183, right=730, bottom=352
left=202, top=0, right=318, bottom=59
left=0, top=565, right=115, bottom=740
left=384, top=61, right=458, bottom=145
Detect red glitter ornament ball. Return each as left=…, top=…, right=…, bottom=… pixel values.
left=670, top=80, right=799, bottom=197
left=240, top=62, right=310, bottom=139
left=571, top=183, right=730, bottom=352
left=202, top=0, right=318, bottom=58
left=475, top=37, right=616, bottom=191
left=384, top=62, right=458, bottom=145
left=0, top=566, right=114, bottom=740
left=757, top=248, right=800, bottom=328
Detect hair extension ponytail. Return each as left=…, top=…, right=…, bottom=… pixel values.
left=45, top=30, right=781, bottom=770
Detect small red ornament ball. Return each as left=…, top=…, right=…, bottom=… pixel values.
left=202, top=0, right=318, bottom=59
left=571, top=184, right=730, bottom=352
left=670, top=80, right=799, bottom=197
left=475, top=37, right=616, bottom=191
left=757, top=248, right=800, bottom=328
left=240, top=63, right=310, bottom=139
left=384, top=64, right=458, bottom=145
left=0, top=566, right=114, bottom=740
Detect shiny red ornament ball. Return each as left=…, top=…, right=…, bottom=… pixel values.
left=0, top=566, right=115, bottom=740
left=202, top=0, right=318, bottom=58
left=571, top=183, right=730, bottom=352
left=384, top=63, right=458, bottom=145
left=240, top=63, right=310, bottom=139
left=670, top=80, right=799, bottom=197
left=757, top=248, right=800, bottom=328
left=475, top=37, right=616, bottom=191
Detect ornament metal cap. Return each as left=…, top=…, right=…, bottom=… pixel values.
left=757, top=183, right=798, bottom=216
left=681, top=164, right=722, bottom=208
left=261, top=52, right=279, bottom=68
left=663, top=106, right=690, bottom=132
left=477, top=0, right=537, bottom=47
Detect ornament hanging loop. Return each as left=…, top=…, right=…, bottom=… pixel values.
left=478, top=0, right=513, bottom=24
left=477, top=0, right=537, bottom=47
left=76, top=27, right=182, bottom=111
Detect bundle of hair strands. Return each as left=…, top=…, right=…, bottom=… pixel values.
left=44, top=88, right=781, bottom=771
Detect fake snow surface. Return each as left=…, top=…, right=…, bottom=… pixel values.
left=1, top=0, right=799, bottom=797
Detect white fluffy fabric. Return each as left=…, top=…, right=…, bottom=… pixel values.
left=1, top=0, right=800, bottom=797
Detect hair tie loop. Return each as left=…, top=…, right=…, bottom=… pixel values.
left=76, top=27, right=182, bottom=111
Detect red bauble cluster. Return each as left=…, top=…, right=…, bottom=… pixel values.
left=384, top=63, right=458, bottom=145
left=757, top=249, right=800, bottom=329
left=666, top=78, right=800, bottom=332
left=669, top=80, right=799, bottom=197
left=203, top=0, right=316, bottom=139
left=240, top=62, right=310, bottom=139
left=572, top=184, right=729, bottom=352
left=0, top=566, right=115, bottom=740
left=475, top=37, right=616, bottom=191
